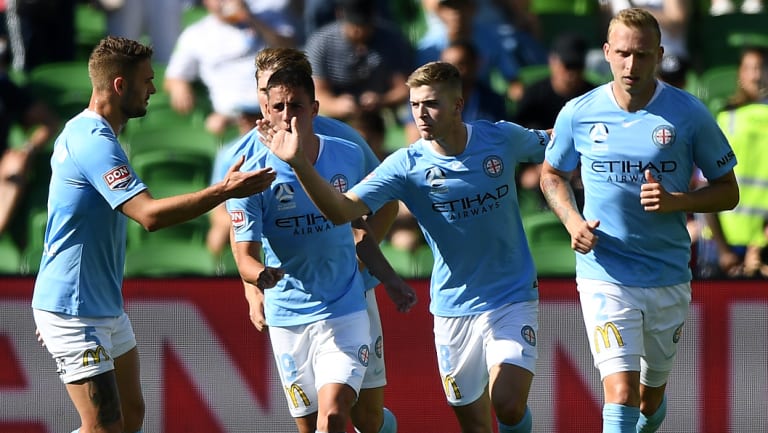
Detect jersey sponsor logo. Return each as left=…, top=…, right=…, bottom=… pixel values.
left=431, top=185, right=510, bottom=221
left=230, top=210, right=245, bottom=230
left=285, top=383, right=311, bottom=409
left=425, top=166, right=447, bottom=191
left=652, top=125, right=676, bottom=148
left=330, top=174, right=349, bottom=192
left=275, top=213, right=334, bottom=235
left=482, top=155, right=504, bottom=178
left=82, top=345, right=110, bottom=366
left=102, top=165, right=132, bottom=190
left=534, top=129, right=549, bottom=146
left=593, top=322, right=624, bottom=354
left=591, top=160, right=678, bottom=183
left=358, top=344, right=370, bottom=367
left=716, top=150, right=736, bottom=168
left=521, top=325, right=537, bottom=346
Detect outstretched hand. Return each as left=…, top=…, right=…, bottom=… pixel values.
left=640, top=170, right=674, bottom=212
left=382, top=278, right=418, bottom=313
left=222, top=155, right=276, bottom=198
left=261, top=117, right=304, bottom=166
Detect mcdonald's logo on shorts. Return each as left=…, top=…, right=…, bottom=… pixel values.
left=594, top=322, right=624, bottom=354
left=286, top=383, right=311, bottom=409
left=443, top=374, right=462, bottom=399
left=82, top=346, right=110, bottom=367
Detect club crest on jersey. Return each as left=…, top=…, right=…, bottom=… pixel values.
left=358, top=344, right=370, bottom=367
left=102, top=165, right=132, bottom=190
left=521, top=325, right=536, bottom=346
left=673, top=324, right=683, bottom=343
left=483, top=155, right=504, bottom=178
left=652, top=125, right=675, bottom=148
left=230, top=210, right=245, bottom=230
left=425, top=166, right=447, bottom=192
left=330, top=174, right=349, bottom=192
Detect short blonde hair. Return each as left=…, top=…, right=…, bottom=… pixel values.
left=406, top=61, right=462, bottom=93
left=607, top=8, right=662, bottom=46
left=88, top=36, right=153, bottom=91
left=254, top=48, right=312, bottom=80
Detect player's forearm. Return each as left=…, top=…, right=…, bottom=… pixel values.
left=540, top=170, right=583, bottom=228
left=291, top=158, right=364, bottom=224
left=670, top=172, right=739, bottom=213
left=353, top=218, right=401, bottom=287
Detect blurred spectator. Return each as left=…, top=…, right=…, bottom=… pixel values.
left=701, top=60, right=768, bottom=277
left=304, top=0, right=412, bottom=122
left=722, top=46, right=767, bottom=110
left=657, top=53, right=690, bottom=89
left=405, top=39, right=508, bottom=143
left=164, top=0, right=295, bottom=136
left=417, top=0, right=547, bottom=102
left=100, top=0, right=185, bottom=64
left=206, top=102, right=262, bottom=258
left=743, top=219, right=768, bottom=278
left=0, top=36, right=59, bottom=238
left=303, top=0, right=394, bottom=46
left=710, top=0, right=764, bottom=14
left=515, top=32, right=595, bottom=130
left=4, top=0, right=77, bottom=72
left=600, top=0, right=690, bottom=62
left=513, top=33, right=594, bottom=213
left=347, top=110, right=388, bottom=161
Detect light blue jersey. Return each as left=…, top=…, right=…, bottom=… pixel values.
left=215, top=116, right=383, bottom=290
left=32, top=110, right=147, bottom=317
left=351, top=120, right=549, bottom=317
left=546, top=82, right=737, bottom=286
left=227, top=129, right=368, bottom=327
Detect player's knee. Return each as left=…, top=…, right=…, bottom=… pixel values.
left=493, top=398, right=528, bottom=425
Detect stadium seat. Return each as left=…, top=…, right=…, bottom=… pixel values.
left=0, top=235, right=22, bottom=274
left=380, top=242, right=433, bottom=279
left=27, top=61, right=92, bottom=119
left=74, top=3, right=107, bottom=59
left=127, top=215, right=209, bottom=249
left=523, top=211, right=575, bottom=276
left=124, top=241, right=217, bottom=277
left=125, top=124, right=218, bottom=161
left=695, top=66, right=738, bottom=114
left=693, top=14, right=768, bottom=70
left=130, top=149, right=213, bottom=198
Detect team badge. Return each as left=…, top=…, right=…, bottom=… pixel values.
left=230, top=210, right=245, bottom=230
left=673, top=324, right=683, bottom=343
left=330, top=174, right=349, bottom=192
left=358, top=344, right=370, bottom=367
left=652, top=125, right=676, bottom=148
left=425, top=166, right=447, bottom=190
left=102, top=165, right=132, bottom=190
left=483, top=155, right=504, bottom=178
left=375, top=336, right=384, bottom=359
left=521, top=325, right=537, bottom=347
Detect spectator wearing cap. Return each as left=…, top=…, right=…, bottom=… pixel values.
left=304, top=0, right=413, bottom=123
left=514, top=33, right=595, bottom=213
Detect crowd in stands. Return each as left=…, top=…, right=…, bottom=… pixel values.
left=0, top=0, right=766, bottom=279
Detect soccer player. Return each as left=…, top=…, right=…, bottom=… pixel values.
left=31, top=36, right=276, bottom=433
left=227, top=66, right=413, bottom=433
left=219, top=47, right=414, bottom=433
left=263, top=60, right=550, bottom=433
left=539, top=8, right=739, bottom=433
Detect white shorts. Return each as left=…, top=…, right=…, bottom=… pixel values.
left=269, top=310, right=370, bottom=418
left=362, top=289, right=386, bottom=389
left=433, top=301, right=539, bottom=406
left=32, top=309, right=137, bottom=384
left=577, top=278, right=691, bottom=386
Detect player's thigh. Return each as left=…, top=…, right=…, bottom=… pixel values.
left=577, top=279, right=644, bottom=376
left=65, top=370, right=122, bottom=429
left=484, top=300, right=538, bottom=375
left=641, top=283, right=691, bottom=386
left=114, top=346, right=145, bottom=427
left=362, top=289, right=386, bottom=389
left=270, top=323, right=320, bottom=417
left=433, top=314, right=487, bottom=406
left=315, top=310, right=370, bottom=393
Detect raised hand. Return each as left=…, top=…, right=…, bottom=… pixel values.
left=263, top=117, right=304, bottom=166
left=222, top=155, right=276, bottom=198
left=640, top=169, right=673, bottom=212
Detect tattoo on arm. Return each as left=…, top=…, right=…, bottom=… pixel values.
left=541, top=176, right=579, bottom=224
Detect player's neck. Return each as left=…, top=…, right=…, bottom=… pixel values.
left=430, top=122, right=467, bottom=157
left=612, top=80, right=657, bottom=113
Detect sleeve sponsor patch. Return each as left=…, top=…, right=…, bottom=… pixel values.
left=102, top=165, right=133, bottom=190
left=230, top=210, right=245, bottom=230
